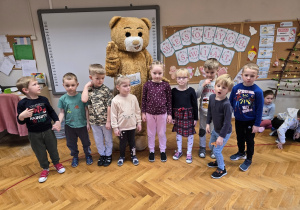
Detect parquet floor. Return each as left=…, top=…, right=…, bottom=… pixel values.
left=1, top=122, right=300, bottom=209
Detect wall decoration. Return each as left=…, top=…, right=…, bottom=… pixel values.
left=160, top=39, right=175, bottom=57
left=219, top=48, right=235, bottom=65
left=276, top=27, right=297, bottom=42
left=234, top=34, right=250, bottom=52
left=175, top=48, right=189, bottom=65
left=249, top=26, right=257, bottom=36
left=223, top=30, right=239, bottom=48
left=199, top=44, right=212, bottom=61
left=214, top=27, right=228, bottom=45
left=203, top=26, right=217, bottom=44
left=260, top=24, right=275, bottom=36
left=187, top=45, right=200, bottom=63
left=247, top=45, right=257, bottom=61
left=168, top=32, right=183, bottom=50
left=179, top=27, right=192, bottom=46
left=208, top=45, right=223, bottom=60
left=191, top=26, right=204, bottom=44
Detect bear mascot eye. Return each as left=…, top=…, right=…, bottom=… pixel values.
left=125, top=32, right=131, bottom=37
left=138, top=32, right=143, bottom=37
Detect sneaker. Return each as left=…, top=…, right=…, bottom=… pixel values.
left=38, top=169, right=49, bottom=183
left=239, top=159, right=252, bottom=171
left=132, top=156, right=139, bottom=166
left=54, top=163, right=65, bottom=174
left=230, top=152, right=246, bottom=161
left=86, top=155, right=93, bottom=165
left=207, top=161, right=218, bottom=168
left=258, top=127, right=265, bottom=133
left=210, top=152, right=216, bottom=159
left=271, top=127, right=276, bottom=131
left=149, top=152, right=155, bottom=162
left=186, top=154, right=193, bottom=164
left=97, top=156, right=105, bottom=166
left=269, top=130, right=278, bottom=136
left=173, top=151, right=183, bottom=160
left=71, top=157, right=79, bottom=167
left=199, top=146, right=206, bottom=158
left=103, top=155, right=112, bottom=167
left=117, top=157, right=124, bottom=166
left=161, top=152, right=167, bottom=162
left=211, top=167, right=227, bottom=179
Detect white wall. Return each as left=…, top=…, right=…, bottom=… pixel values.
left=1, top=0, right=300, bottom=114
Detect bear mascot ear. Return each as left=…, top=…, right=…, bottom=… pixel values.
left=109, top=16, right=122, bottom=29
left=141, top=18, right=152, bottom=29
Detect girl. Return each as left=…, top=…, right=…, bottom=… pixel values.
left=111, top=76, right=142, bottom=166
left=259, top=90, right=275, bottom=132
left=172, top=68, right=198, bottom=163
left=142, top=61, right=172, bottom=162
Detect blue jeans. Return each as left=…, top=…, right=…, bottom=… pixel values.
left=209, top=129, right=231, bottom=170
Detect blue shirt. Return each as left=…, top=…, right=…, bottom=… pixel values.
left=262, top=103, right=275, bottom=120
left=229, top=83, right=264, bottom=126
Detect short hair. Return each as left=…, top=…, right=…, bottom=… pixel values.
left=89, top=64, right=105, bottom=75
left=298, top=110, right=300, bottom=118
left=215, top=74, right=234, bottom=91
left=16, top=76, right=36, bottom=94
left=263, top=90, right=274, bottom=98
left=204, top=58, right=219, bottom=70
left=175, top=68, right=190, bottom=78
left=150, top=61, right=164, bottom=71
left=115, top=75, right=130, bottom=86
left=242, top=63, right=259, bottom=73
left=63, top=72, right=78, bottom=83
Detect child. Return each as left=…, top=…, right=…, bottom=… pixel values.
left=82, top=64, right=113, bottom=167
left=111, top=76, right=142, bottom=166
left=142, top=61, right=172, bottom=162
left=16, top=76, right=65, bottom=183
left=258, top=90, right=275, bottom=132
left=274, top=109, right=300, bottom=149
left=196, top=58, right=219, bottom=159
left=206, top=74, right=234, bottom=179
left=172, top=68, right=198, bottom=164
left=229, top=63, right=264, bottom=172
left=58, top=73, right=93, bottom=167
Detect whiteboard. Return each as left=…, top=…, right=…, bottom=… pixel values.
left=38, top=6, right=160, bottom=94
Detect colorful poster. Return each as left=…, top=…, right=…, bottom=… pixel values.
left=179, top=27, right=192, bottom=46
left=219, top=48, right=235, bottom=66
left=192, top=26, right=204, bottom=44
left=258, top=67, right=269, bottom=79
left=214, top=27, right=228, bottom=45
left=168, top=32, right=183, bottom=51
left=223, top=30, right=239, bottom=48
left=234, top=34, right=250, bottom=52
left=160, top=39, right=175, bottom=57
left=258, top=47, right=273, bottom=59
left=259, top=36, right=274, bottom=47
left=260, top=24, right=275, bottom=36
left=257, top=59, right=271, bottom=68
left=199, top=44, right=212, bottom=61
left=175, top=48, right=189, bottom=66
left=208, top=45, right=223, bottom=61
left=203, top=26, right=216, bottom=44
left=276, top=27, right=297, bottom=42
left=233, top=68, right=243, bottom=85
left=187, top=45, right=200, bottom=63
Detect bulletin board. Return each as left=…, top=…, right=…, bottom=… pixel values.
left=162, top=20, right=300, bottom=85
left=3, top=35, right=36, bottom=70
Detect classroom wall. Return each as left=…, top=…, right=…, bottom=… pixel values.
left=1, top=0, right=300, bottom=114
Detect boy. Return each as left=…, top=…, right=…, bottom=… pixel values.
left=82, top=64, right=113, bottom=167
left=196, top=58, right=219, bottom=159
left=16, top=76, right=65, bottom=183
left=206, top=74, right=234, bottom=179
left=229, top=63, right=264, bottom=171
left=275, top=109, right=300, bottom=149
left=58, top=73, right=93, bottom=167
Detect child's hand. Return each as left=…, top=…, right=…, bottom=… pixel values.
left=206, top=124, right=210, bottom=134
left=142, top=113, right=147, bottom=122
left=137, top=124, right=142, bottom=132
left=114, top=128, right=120, bottom=136
left=105, top=121, right=111, bottom=130
left=294, top=132, right=300, bottom=140
left=216, top=136, right=224, bottom=146
left=277, top=142, right=284, bottom=149
left=85, top=81, right=93, bottom=88
left=172, top=119, right=175, bottom=124
left=52, top=121, right=61, bottom=132
left=252, top=125, right=259, bottom=133
left=194, top=120, right=197, bottom=126
left=87, top=123, right=91, bottom=131
left=203, top=79, right=212, bottom=87
left=167, top=115, right=172, bottom=124
left=20, top=108, right=34, bottom=120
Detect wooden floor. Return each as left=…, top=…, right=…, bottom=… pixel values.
left=1, top=123, right=300, bottom=210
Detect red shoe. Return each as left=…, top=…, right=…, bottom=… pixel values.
left=39, top=169, right=49, bottom=183
left=54, top=163, right=65, bottom=174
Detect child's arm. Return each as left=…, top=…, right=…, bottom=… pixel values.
left=253, top=89, right=264, bottom=133
left=166, top=83, right=173, bottom=124
left=85, top=106, right=90, bottom=131
left=196, top=80, right=205, bottom=98
left=276, top=118, right=294, bottom=149
left=134, top=96, right=142, bottom=132
left=218, top=103, right=232, bottom=145
left=110, top=99, right=120, bottom=136
left=18, top=108, right=34, bottom=122
left=58, top=108, right=65, bottom=123
left=44, top=97, right=61, bottom=131
left=141, top=82, right=148, bottom=122
left=191, top=89, right=198, bottom=121
left=81, top=81, right=92, bottom=103
left=229, top=87, right=235, bottom=108
left=106, top=106, right=111, bottom=130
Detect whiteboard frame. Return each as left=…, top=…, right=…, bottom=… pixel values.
left=37, top=5, right=160, bottom=94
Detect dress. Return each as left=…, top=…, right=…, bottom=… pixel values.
left=171, top=87, right=198, bottom=137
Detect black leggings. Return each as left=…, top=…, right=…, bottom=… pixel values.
left=119, top=129, right=136, bottom=158
left=235, top=120, right=255, bottom=161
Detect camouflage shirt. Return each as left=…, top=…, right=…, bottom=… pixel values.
left=88, top=84, right=113, bottom=126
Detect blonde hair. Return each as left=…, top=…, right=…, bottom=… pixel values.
left=175, top=68, right=190, bottom=78
left=16, top=76, right=36, bottom=94
left=115, top=75, right=130, bottom=86
left=89, top=64, right=105, bottom=75
left=242, top=63, right=259, bottom=73
left=63, top=72, right=78, bottom=83
left=215, top=74, right=234, bottom=91
left=150, top=61, right=164, bottom=71
left=204, top=58, right=219, bottom=70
